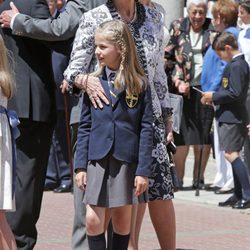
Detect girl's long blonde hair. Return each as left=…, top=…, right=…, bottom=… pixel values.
left=93, top=20, right=146, bottom=96
left=0, top=35, right=15, bottom=99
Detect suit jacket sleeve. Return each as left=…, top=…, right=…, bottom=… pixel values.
left=63, top=10, right=100, bottom=82
left=213, top=63, right=247, bottom=105
left=74, top=92, right=91, bottom=171
left=136, top=86, right=153, bottom=177
left=12, top=0, right=87, bottom=41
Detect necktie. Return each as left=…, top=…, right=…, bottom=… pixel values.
left=244, top=28, right=250, bottom=39
left=108, top=72, right=117, bottom=106
left=53, top=9, right=60, bottom=19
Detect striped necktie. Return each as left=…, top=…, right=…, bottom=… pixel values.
left=108, top=72, right=116, bottom=106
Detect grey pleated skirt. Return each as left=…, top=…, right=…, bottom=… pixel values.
left=83, top=155, right=148, bottom=208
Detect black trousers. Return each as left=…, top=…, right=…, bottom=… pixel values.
left=6, top=119, right=54, bottom=250
left=45, top=110, right=71, bottom=188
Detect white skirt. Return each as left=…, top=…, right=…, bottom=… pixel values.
left=0, top=110, right=15, bottom=211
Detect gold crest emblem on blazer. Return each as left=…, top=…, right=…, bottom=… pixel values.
left=126, top=92, right=138, bottom=108
left=222, top=77, right=229, bottom=88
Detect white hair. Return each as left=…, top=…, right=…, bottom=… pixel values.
left=186, top=0, right=207, bottom=10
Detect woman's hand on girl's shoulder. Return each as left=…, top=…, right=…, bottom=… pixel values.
left=85, top=75, right=109, bottom=109
left=134, top=176, right=149, bottom=196
left=75, top=169, right=87, bottom=191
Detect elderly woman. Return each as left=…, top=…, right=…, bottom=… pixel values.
left=165, top=0, right=214, bottom=189
left=63, top=0, right=176, bottom=249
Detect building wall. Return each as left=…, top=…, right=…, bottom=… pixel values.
left=153, top=0, right=185, bottom=28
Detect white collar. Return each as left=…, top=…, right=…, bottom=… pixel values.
left=233, top=53, right=243, bottom=59
left=242, top=23, right=250, bottom=30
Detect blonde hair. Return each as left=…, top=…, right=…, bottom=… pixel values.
left=0, top=35, right=15, bottom=99
left=93, top=20, right=146, bottom=96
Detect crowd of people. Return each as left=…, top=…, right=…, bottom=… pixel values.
left=0, top=0, right=249, bottom=250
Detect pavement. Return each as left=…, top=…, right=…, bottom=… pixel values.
left=35, top=150, right=250, bottom=250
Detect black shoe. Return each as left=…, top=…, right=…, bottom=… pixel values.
left=218, top=196, right=238, bottom=207
left=205, top=184, right=220, bottom=192
left=192, top=179, right=205, bottom=190
left=44, top=183, right=58, bottom=191
left=215, top=188, right=234, bottom=195
left=232, top=199, right=250, bottom=209
left=53, top=184, right=71, bottom=193
left=178, top=178, right=184, bottom=190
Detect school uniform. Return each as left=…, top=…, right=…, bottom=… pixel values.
left=212, top=54, right=250, bottom=207
left=212, top=54, right=249, bottom=151
left=74, top=69, right=153, bottom=208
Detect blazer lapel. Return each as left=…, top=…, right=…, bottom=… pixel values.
left=112, top=85, right=125, bottom=108
left=99, top=76, right=113, bottom=104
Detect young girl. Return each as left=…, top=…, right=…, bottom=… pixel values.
left=74, top=20, right=153, bottom=250
left=0, top=34, right=18, bottom=250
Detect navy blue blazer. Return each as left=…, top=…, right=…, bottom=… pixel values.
left=74, top=76, right=153, bottom=177
left=213, top=54, right=249, bottom=124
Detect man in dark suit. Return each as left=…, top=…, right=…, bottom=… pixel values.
left=44, top=48, right=74, bottom=193
left=44, top=0, right=73, bottom=194
left=0, top=1, right=106, bottom=249
left=0, top=1, right=56, bottom=249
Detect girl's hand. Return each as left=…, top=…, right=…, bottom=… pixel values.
left=134, top=176, right=149, bottom=196
left=75, top=169, right=87, bottom=191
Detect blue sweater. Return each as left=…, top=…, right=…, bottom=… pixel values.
left=200, top=27, right=239, bottom=91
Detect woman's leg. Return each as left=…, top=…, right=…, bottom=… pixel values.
left=148, top=200, right=176, bottom=250
left=193, top=144, right=211, bottom=185
left=0, top=211, right=17, bottom=250
left=112, top=205, right=132, bottom=250
left=86, top=205, right=107, bottom=250
left=128, top=203, right=146, bottom=250
left=173, top=145, right=189, bottom=186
